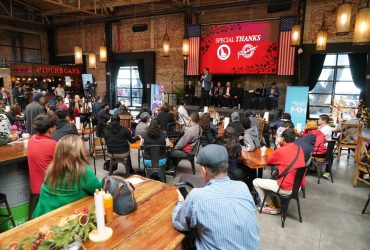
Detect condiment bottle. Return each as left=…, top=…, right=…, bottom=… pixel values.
left=103, top=192, right=113, bottom=224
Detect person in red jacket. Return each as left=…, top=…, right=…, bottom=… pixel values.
left=27, top=114, right=57, bottom=219
left=302, top=121, right=327, bottom=157
left=252, top=129, right=306, bottom=214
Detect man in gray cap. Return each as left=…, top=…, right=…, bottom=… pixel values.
left=227, top=111, right=244, bottom=136
left=24, top=92, right=46, bottom=134
left=172, top=144, right=260, bottom=250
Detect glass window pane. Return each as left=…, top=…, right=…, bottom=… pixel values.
left=336, top=68, right=352, bottom=81
left=318, top=68, right=335, bottom=81
left=117, top=97, right=131, bottom=106
left=132, top=98, right=142, bottom=107
left=309, top=107, right=330, bottom=119
left=132, top=88, right=142, bottom=97
left=117, top=88, right=131, bottom=97
left=337, top=54, right=349, bottom=66
left=334, top=82, right=361, bottom=94
left=334, top=95, right=359, bottom=108
left=132, top=68, right=140, bottom=79
left=310, top=81, right=333, bottom=94
left=132, top=78, right=142, bottom=88
left=118, top=67, right=130, bottom=78
left=323, top=55, right=337, bottom=66
left=117, top=79, right=130, bottom=88
left=309, top=94, right=332, bottom=106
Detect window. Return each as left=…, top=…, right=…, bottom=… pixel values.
left=309, top=54, right=361, bottom=119
left=116, top=66, right=143, bottom=107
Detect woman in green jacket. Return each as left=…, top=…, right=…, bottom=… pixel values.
left=33, top=135, right=102, bottom=218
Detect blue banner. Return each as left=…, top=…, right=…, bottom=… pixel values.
left=284, top=86, right=309, bottom=132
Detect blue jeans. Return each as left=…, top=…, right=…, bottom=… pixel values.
left=143, top=158, right=167, bottom=168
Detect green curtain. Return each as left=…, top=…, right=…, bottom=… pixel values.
left=307, top=54, right=326, bottom=91
left=348, top=53, right=367, bottom=90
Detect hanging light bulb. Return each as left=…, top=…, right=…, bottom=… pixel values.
left=353, top=2, right=370, bottom=44
left=316, top=29, right=328, bottom=51
left=99, top=45, right=107, bottom=62
left=88, top=53, right=96, bottom=69
left=163, top=31, right=170, bottom=57
left=336, top=1, right=352, bottom=35
left=291, top=24, right=301, bottom=46
left=74, top=46, right=83, bottom=64
left=182, top=38, right=190, bottom=58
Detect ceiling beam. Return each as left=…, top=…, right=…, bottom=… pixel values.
left=44, top=0, right=160, bottom=16
left=41, top=0, right=103, bottom=16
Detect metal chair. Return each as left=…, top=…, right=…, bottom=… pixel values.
left=259, top=167, right=306, bottom=228
left=141, top=145, right=168, bottom=182
left=92, top=137, right=107, bottom=174
left=362, top=192, right=370, bottom=214
left=0, top=193, right=16, bottom=228
left=168, top=140, right=201, bottom=178
left=107, top=153, right=132, bottom=177
left=310, top=141, right=336, bottom=184
left=166, top=122, right=184, bottom=145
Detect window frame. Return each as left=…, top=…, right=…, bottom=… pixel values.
left=116, top=66, right=143, bottom=107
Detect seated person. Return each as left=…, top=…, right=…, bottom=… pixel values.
left=184, top=80, right=195, bottom=105
left=135, top=112, right=150, bottom=136
left=265, top=82, right=280, bottom=110
left=5, top=104, right=22, bottom=125
left=241, top=116, right=260, bottom=151
left=168, top=112, right=202, bottom=169
left=222, top=81, right=233, bottom=107
left=172, top=144, right=260, bottom=250
left=318, top=114, right=333, bottom=141
left=52, top=109, right=79, bottom=141
left=342, top=112, right=364, bottom=141
left=269, top=113, right=293, bottom=131
left=208, top=106, right=220, bottom=125
left=157, top=102, right=175, bottom=131
left=97, top=103, right=110, bottom=137
left=231, top=83, right=244, bottom=108
left=0, top=113, right=17, bottom=145
left=136, top=103, right=152, bottom=120
left=227, top=112, right=244, bottom=136
left=213, top=82, right=224, bottom=107
left=295, top=134, right=316, bottom=163
left=177, top=100, right=189, bottom=127
left=302, top=121, right=327, bottom=158
left=251, top=82, right=266, bottom=110
left=199, top=113, right=217, bottom=147
left=253, top=129, right=305, bottom=214
left=142, top=119, right=170, bottom=168
left=33, top=135, right=102, bottom=218
left=275, top=121, right=295, bottom=148
left=104, top=115, right=140, bottom=174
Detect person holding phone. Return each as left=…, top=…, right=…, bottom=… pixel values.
left=172, top=144, right=259, bottom=250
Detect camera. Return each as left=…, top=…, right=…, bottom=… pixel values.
left=84, top=81, right=97, bottom=98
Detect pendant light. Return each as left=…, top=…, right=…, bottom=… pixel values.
left=74, top=46, right=83, bottom=64
left=353, top=0, right=370, bottom=44
left=163, top=17, right=170, bottom=57
left=182, top=38, right=190, bottom=59
left=99, top=45, right=107, bottom=62
left=88, top=53, right=96, bottom=69
left=291, top=23, right=301, bottom=46
left=336, top=1, right=352, bottom=35
left=316, top=1, right=328, bottom=51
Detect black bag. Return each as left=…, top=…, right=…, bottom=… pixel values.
left=103, top=176, right=137, bottom=215
left=103, top=160, right=118, bottom=172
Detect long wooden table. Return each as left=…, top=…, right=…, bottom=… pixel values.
left=0, top=176, right=185, bottom=249
left=241, top=147, right=274, bottom=178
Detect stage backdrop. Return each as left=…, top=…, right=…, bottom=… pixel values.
left=200, top=20, right=279, bottom=74
left=284, top=86, right=309, bottom=132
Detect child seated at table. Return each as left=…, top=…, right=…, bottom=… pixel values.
left=33, top=135, right=102, bottom=218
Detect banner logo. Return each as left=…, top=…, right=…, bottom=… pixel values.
left=238, top=44, right=258, bottom=59
left=217, top=45, right=231, bottom=60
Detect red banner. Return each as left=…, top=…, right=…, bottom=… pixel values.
left=200, top=20, right=279, bottom=74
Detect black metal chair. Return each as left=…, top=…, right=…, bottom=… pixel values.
left=362, top=192, right=370, bottom=214
left=259, top=167, right=306, bottom=228
left=310, top=141, right=336, bottom=184
left=0, top=193, right=16, bottom=228
left=141, top=145, right=168, bottom=183
left=168, top=140, right=201, bottom=178
left=167, top=122, right=184, bottom=145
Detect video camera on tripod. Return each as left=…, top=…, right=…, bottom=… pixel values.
left=84, top=81, right=97, bottom=99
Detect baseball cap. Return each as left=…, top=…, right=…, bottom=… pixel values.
left=33, top=92, right=45, bottom=101
left=196, top=144, right=228, bottom=167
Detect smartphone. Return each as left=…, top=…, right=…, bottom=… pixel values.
left=178, top=186, right=188, bottom=199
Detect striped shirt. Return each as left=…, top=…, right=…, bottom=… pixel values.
left=172, top=176, right=260, bottom=250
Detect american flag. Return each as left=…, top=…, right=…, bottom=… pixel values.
left=277, top=17, right=296, bottom=76
left=186, top=25, right=201, bottom=76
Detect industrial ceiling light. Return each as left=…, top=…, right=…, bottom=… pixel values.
left=163, top=17, right=170, bottom=57
left=291, top=23, right=301, bottom=46
left=88, top=53, right=96, bottom=69
left=74, top=46, right=83, bottom=64
left=336, top=1, right=352, bottom=35
left=353, top=0, right=370, bottom=44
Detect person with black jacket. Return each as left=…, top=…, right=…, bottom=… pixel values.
left=51, top=109, right=78, bottom=141
left=157, top=102, right=175, bottom=131
left=184, top=81, right=195, bottom=105
left=231, top=83, right=244, bottom=109
left=97, top=103, right=110, bottom=137
left=104, top=115, right=141, bottom=174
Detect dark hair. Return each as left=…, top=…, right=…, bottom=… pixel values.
left=10, top=105, right=21, bottom=115
left=147, top=119, right=161, bottom=139
left=102, top=103, right=109, bottom=108
left=161, top=102, right=170, bottom=112
left=282, top=129, right=295, bottom=143
left=282, top=113, right=291, bottom=120
left=55, top=109, right=68, bottom=120
left=199, top=113, right=211, bottom=132
left=356, top=112, right=361, bottom=119
left=190, top=112, right=199, bottom=123
left=115, top=103, right=121, bottom=109
left=204, top=67, right=209, bottom=71
left=108, top=115, right=121, bottom=134
left=240, top=117, right=251, bottom=130
left=180, top=100, right=185, bottom=106
left=319, top=114, right=330, bottom=123
left=219, top=127, right=240, bottom=161
left=33, top=114, right=56, bottom=134
left=68, top=100, right=75, bottom=119
left=282, top=121, right=294, bottom=129
left=271, top=82, right=277, bottom=86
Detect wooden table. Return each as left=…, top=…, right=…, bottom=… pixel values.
left=241, top=147, right=274, bottom=169
left=0, top=176, right=185, bottom=250
left=0, top=142, right=27, bottom=165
